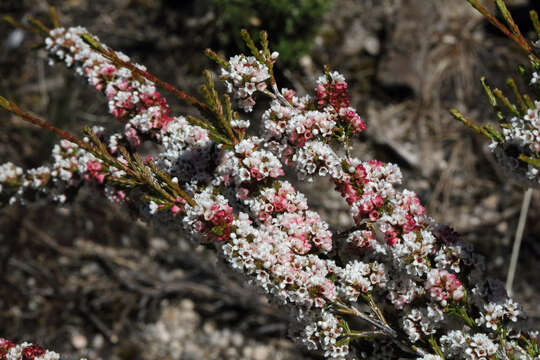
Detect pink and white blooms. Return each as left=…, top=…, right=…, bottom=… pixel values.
left=504, top=101, right=540, bottom=154
left=496, top=101, right=540, bottom=183
left=441, top=331, right=498, bottom=359
left=220, top=53, right=276, bottom=112
left=337, top=260, right=387, bottom=301
left=0, top=162, right=22, bottom=196
left=425, top=269, right=465, bottom=306
left=217, top=137, right=285, bottom=184
left=45, top=27, right=174, bottom=146
left=475, top=298, right=521, bottom=330
left=0, top=339, right=63, bottom=360
left=303, top=311, right=349, bottom=359
left=2, top=25, right=539, bottom=360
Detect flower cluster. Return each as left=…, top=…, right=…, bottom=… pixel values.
left=46, top=27, right=173, bottom=146
left=0, top=162, right=22, bottom=195
left=216, top=137, right=284, bottom=184
left=315, top=72, right=366, bottom=134
left=337, top=260, right=387, bottom=301
left=475, top=299, right=520, bottom=330
left=402, top=306, right=444, bottom=343
left=0, top=339, right=62, bottom=360
left=532, top=71, right=540, bottom=84
left=424, top=269, right=465, bottom=306
left=0, top=138, right=113, bottom=205
left=441, top=331, right=498, bottom=360
left=503, top=102, right=540, bottom=154
left=304, top=311, right=350, bottom=359
left=498, top=101, right=540, bottom=182
left=157, top=116, right=212, bottom=182
left=184, top=188, right=235, bottom=242
left=220, top=53, right=276, bottom=112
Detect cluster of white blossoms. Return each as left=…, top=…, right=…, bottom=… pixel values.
left=216, top=137, right=285, bottom=184
left=500, top=101, right=540, bottom=182
left=304, top=311, right=350, bottom=359
left=290, top=141, right=343, bottom=180
left=475, top=299, right=520, bottom=330
left=3, top=26, right=540, bottom=360
left=337, top=260, right=387, bottom=302
left=0, top=137, right=115, bottom=205
left=220, top=53, right=276, bottom=112
left=402, top=306, right=444, bottom=343
left=0, top=162, right=22, bottom=194
left=441, top=331, right=498, bottom=360
left=157, top=115, right=212, bottom=182
left=503, top=102, right=540, bottom=153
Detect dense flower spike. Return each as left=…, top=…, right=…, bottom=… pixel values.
left=1, top=18, right=539, bottom=360
left=45, top=27, right=174, bottom=145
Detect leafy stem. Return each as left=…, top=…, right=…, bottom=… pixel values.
left=467, top=0, right=539, bottom=66
left=0, top=97, right=196, bottom=207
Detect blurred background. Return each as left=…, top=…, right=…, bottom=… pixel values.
left=1, top=0, right=540, bottom=359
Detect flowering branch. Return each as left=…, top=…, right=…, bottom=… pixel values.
left=451, top=2, right=540, bottom=188
left=1, top=8, right=540, bottom=359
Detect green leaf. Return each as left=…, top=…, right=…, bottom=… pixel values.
left=531, top=11, right=540, bottom=39
left=0, top=96, right=12, bottom=111
left=205, top=48, right=229, bottom=70
left=481, top=77, right=497, bottom=107
left=80, top=33, right=103, bottom=52
left=506, top=78, right=527, bottom=115
left=240, top=29, right=265, bottom=64
left=518, top=154, right=540, bottom=168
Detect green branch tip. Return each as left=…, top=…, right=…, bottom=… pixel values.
left=27, top=17, right=50, bottom=35
left=2, top=15, right=17, bottom=26
left=80, top=33, right=104, bottom=52
left=506, top=78, right=527, bottom=115
left=449, top=108, right=498, bottom=140
left=240, top=29, right=264, bottom=63
left=205, top=48, right=229, bottom=69
left=531, top=10, right=540, bottom=38
left=49, top=6, right=60, bottom=29
left=518, top=154, right=540, bottom=168
left=2, top=16, right=40, bottom=34
left=480, top=77, right=497, bottom=107
left=495, top=0, right=521, bottom=37
left=493, top=88, right=520, bottom=117
left=0, top=96, right=13, bottom=111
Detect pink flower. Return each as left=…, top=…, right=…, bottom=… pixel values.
left=369, top=210, right=380, bottom=221
left=85, top=160, right=106, bottom=184
left=0, top=338, right=15, bottom=360
left=22, top=345, right=45, bottom=360
left=237, top=187, right=249, bottom=199
left=170, top=204, right=182, bottom=216
left=425, top=269, right=464, bottom=305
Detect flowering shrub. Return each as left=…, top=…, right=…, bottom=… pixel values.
left=1, top=3, right=540, bottom=360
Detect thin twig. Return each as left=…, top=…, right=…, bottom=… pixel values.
left=506, top=188, right=533, bottom=296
